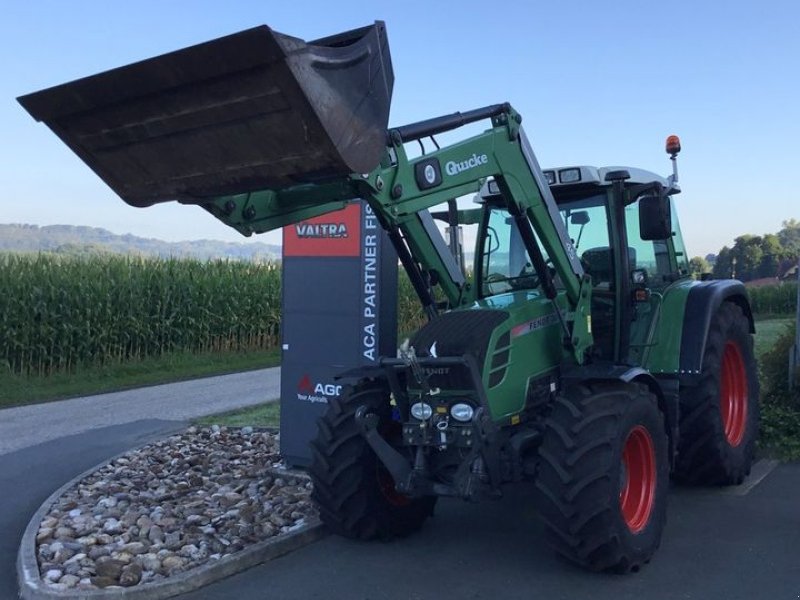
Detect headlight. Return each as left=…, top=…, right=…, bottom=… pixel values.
left=410, top=402, right=433, bottom=420
left=450, top=403, right=474, bottom=422
left=558, top=168, right=581, bottom=184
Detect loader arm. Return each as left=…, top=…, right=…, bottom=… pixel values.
left=204, top=104, right=594, bottom=361
left=210, top=104, right=588, bottom=301
left=18, top=22, right=593, bottom=362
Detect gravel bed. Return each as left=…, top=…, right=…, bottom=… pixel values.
left=34, top=425, right=317, bottom=591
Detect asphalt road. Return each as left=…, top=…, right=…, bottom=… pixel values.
left=0, top=367, right=279, bottom=455
left=2, top=371, right=799, bottom=600
left=186, top=464, right=800, bottom=600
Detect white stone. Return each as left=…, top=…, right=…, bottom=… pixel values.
left=103, top=518, right=122, bottom=534
left=59, top=574, right=80, bottom=588
left=35, top=428, right=317, bottom=589
left=44, top=569, right=63, bottom=582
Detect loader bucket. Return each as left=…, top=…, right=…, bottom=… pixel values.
left=18, top=22, right=393, bottom=207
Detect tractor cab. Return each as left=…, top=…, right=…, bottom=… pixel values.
left=547, top=165, right=689, bottom=363
left=476, top=152, right=690, bottom=365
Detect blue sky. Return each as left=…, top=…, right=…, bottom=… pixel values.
left=2, top=0, right=797, bottom=257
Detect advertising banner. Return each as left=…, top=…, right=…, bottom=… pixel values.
left=280, top=201, right=397, bottom=466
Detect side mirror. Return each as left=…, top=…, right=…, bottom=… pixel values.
left=570, top=210, right=590, bottom=226
left=639, top=195, right=672, bottom=240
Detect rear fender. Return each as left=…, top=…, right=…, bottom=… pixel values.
left=678, top=280, right=754, bottom=378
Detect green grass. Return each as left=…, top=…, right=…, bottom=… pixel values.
left=754, top=317, right=795, bottom=358
left=755, top=316, right=799, bottom=460
left=0, top=348, right=279, bottom=408
left=194, top=401, right=280, bottom=428
left=760, top=403, right=800, bottom=460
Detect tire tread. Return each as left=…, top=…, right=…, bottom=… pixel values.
left=533, top=382, right=668, bottom=573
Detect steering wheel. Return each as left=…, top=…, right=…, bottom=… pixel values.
left=484, top=272, right=513, bottom=294
left=513, top=258, right=559, bottom=290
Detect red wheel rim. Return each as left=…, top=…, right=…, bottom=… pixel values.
left=720, top=341, right=748, bottom=447
left=619, top=425, right=657, bottom=534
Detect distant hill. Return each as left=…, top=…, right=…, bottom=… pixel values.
left=0, top=224, right=281, bottom=261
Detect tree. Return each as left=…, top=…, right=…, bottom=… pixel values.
left=689, top=256, right=711, bottom=279
left=758, top=234, right=783, bottom=279
left=730, top=235, right=763, bottom=281
left=711, top=219, right=799, bottom=282
left=778, top=219, right=800, bottom=257
left=713, top=246, right=733, bottom=280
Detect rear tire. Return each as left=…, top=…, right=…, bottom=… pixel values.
left=674, top=302, right=759, bottom=485
left=533, top=382, right=669, bottom=573
left=309, top=380, right=436, bottom=540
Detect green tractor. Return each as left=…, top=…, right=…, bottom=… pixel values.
left=19, top=21, right=758, bottom=572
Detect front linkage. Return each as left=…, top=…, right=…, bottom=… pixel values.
left=341, top=352, right=513, bottom=503
left=308, top=344, right=551, bottom=539
left=309, top=332, right=559, bottom=542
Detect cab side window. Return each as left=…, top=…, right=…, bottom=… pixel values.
left=670, top=201, right=690, bottom=277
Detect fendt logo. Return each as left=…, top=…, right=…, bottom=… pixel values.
left=445, top=153, right=488, bottom=176
left=294, top=222, right=348, bottom=238
left=297, top=374, right=342, bottom=404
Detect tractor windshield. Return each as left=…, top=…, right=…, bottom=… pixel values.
left=480, top=207, right=541, bottom=296
left=479, top=193, right=612, bottom=298
left=558, top=195, right=609, bottom=255
left=557, top=194, right=613, bottom=287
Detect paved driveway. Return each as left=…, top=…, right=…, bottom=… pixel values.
left=0, top=367, right=279, bottom=455
left=2, top=370, right=798, bottom=600
left=186, top=463, right=800, bottom=600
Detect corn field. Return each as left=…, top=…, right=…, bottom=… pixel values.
left=748, top=282, right=798, bottom=316
left=8, top=251, right=793, bottom=378
left=1, top=253, right=421, bottom=377
left=397, top=270, right=428, bottom=336
left=0, top=254, right=282, bottom=376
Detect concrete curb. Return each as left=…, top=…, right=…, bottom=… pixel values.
left=17, top=430, right=327, bottom=600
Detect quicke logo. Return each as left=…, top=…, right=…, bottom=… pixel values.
left=445, top=153, right=488, bottom=176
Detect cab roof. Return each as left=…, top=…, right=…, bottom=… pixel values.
left=542, top=166, right=679, bottom=194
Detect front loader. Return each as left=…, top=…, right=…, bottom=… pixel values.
left=19, top=21, right=759, bottom=573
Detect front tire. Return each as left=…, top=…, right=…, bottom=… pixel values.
left=309, top=381, right=436, bottom=540
left=674, top=302, right=759, bottom=485
left=533, top=382, right=669, bottom=573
